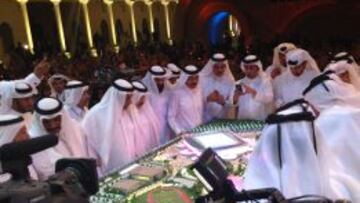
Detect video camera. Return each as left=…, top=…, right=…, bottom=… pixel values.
left=0, top=135, right=98, bottom=203
left=191, top=148, right=350, bottom=203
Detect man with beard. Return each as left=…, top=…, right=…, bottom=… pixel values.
left=130, top=81, right=161, bottom=156
left=273, top=48, right=320, bottom=107
left=168, top=65, right=203, bottom=134
left=63, top=80, right=90, bottom=122
left=200, top=53, right=235, bottom=121
left=48, top=74, right=69, bottom=102
left=29, top=97, right=88, bottom=180
left=232, top=55, right=274, bottom=120
left=142, top=65, right=172, bottom=144
left=82, top=79, right=135, bottom=175
left=0, top=59, right=50, bottom=127
left=166, top=63, right=181, bottom=89
left=0, top=82, right=35, bottom=127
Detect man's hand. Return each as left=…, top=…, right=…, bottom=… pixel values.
left=215, top=94, right=226, bottom=106
left=207, top=90, right=226, bottom=105
left=270, top=67, right=281, bottom=79
left=207, top=90, right=219, bottom=102
left=233, top=90, right=245, bottom=104
left=243, top=84, right=257, bottom=97
left=33, top=58, right=50, bottom=79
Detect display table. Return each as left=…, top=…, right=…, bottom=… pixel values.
left=90, top=119, right=264, bottom=203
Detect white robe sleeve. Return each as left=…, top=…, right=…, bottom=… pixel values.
left=82, top=118, right=104, bottom=176
left=0, top=73, right=40, bottom=92
left=31, top=152, right=56, bottom=181
left=253, top=78, right=274, bottom=104
left=0, top=81, right=15, bottom=112
left=0, top=80, right=15, bottom=92
left=167, top=93, right=184, bottom=134
left=24, top=73, right=41, bottom=88
left=86, top=134, right=104, bottom=177
left=0, top=73, right=41, bottom=111
left=265, top=64, right=274, bottom=76
left=203, top=90, right=229, bottom=121
left=204, top=102, right=224, bottom=121
left=273, top=77, right=285, bottom=107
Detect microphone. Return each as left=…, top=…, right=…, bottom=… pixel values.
left=0, top=135, right=58, bottom=161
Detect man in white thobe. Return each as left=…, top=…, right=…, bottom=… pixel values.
left=331, top=51, right=360, bottom=75
left=30, top=97, right=88, bottom=180
left=0, top=82, right=36, bottom=128
left=0, top=114, right=38, bottom=180
left=0, top=60, right=50, bottom=127
left=200, top=53, right=235, bottom=122
left=303, top=72, right=360, bottom=202
left=129, top=81, right=161, bottom=157
left=232, top=55, right=274, bottom=120
left=168, top=65, right=203, bottom=135
left=265, top=42, right=297, bottom=79
left=48, top=74, right=69, bottom=102
left=142, top=65, right=172, bottom=144
left=325, top=60, right=360, bottom=90
left=63, top=80, right=90, bottom=122
left=273, top=48, right=320, bottom=107
left=82, top=79, right=136, bottom=176
left=166, top=63, right=181, bottom=89
left=244, top=99, right=332, bottom=199
left=303, top=70, right=360, bottom=111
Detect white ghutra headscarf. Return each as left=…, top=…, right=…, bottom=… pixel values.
left=168, top=65, right=203, bottom=134
left=0, top=114, right=25, bottom=146
left=234, top=55, right=274, bottom=120
left=200, top=53, right=235, bottom=84
left=266, top=42, right=297, bottom=76
left=63, top=80, right=89, bottom=121
left=29, top=97, right=88, bottom=180
left=47, top=74, right=69, bottom=102
left=82, top=79, right=136, bottom=175
left=142, top=65, right=169, bottom=94
left=200, top=53, right=236, bottom=121
left=130, top=81, right=161, bottom=156
left=325, top=60, right=360, bottom=90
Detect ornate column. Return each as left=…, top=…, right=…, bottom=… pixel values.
left=125, top=0, right=137, bottom=45
left=161, top=0, right=172, bottom=45
left=103, top=0, right=118, bottom=52
left=229, top=15, right=233, bottom=36
left=50, top=0, right=67, bottom=52
left=79, top=0, right=97, bottom=56
left=17, top=0, right=34, bottom=54
left=144, top=0, right=154, bottom=34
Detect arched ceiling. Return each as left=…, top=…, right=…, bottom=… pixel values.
left=175, top=0, right=360, bottom=44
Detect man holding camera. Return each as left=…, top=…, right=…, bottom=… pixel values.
left=200, top=53, right=236, bottom=122
left=232, top=55, right=274, bottom=120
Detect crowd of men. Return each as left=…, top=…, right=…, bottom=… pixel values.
left=0, top=41, right=360, bottom=201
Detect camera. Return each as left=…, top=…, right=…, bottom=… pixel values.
left=0, top=136, right=99, bottom=203
left=235, top=83, right=243, bottom=93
